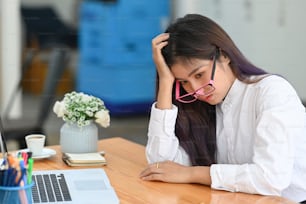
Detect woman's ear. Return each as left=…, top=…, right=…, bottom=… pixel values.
left=219, top=53, right=231, bottom=65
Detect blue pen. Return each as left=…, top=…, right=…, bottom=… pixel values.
left=17, top=160, right=26, bottom=185
left=0, top=159, right=7, bottom=185
left=0, top=169, right=4, bottom=185
left=1, top=158, right=7, bottom=166
left=6, top=168, right=16, bottom=186
left=2, top=167, right=11, bottom=186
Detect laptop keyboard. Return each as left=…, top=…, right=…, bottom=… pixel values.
left=31, top=173, right=72, bottom=203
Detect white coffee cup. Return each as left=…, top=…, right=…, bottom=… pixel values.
left=25, top=134, right=46, bottom=156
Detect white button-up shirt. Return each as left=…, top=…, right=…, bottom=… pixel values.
left=146, top=75, right=306, bottom=202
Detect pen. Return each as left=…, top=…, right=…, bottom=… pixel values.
left=27, top=151, right=32, bottom=159
left=22, top=152, right=28, bottom=166
left=0, top=169, right=4, bottom=185
left=17, top=151, right=22, bottom=159
left=7, top=154, right=16, bottom=166
left=17, top=160, right=26, bottom=185
left=0, top=158, right=7, bottom=171
left=2, top=167, right=9, bottom=186
left=6, top=168, right=16, bottom=186
left=27, top=158, right=34, bottom=184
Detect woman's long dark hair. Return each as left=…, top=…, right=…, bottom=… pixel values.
left=159, top=14, right=268, bottom=166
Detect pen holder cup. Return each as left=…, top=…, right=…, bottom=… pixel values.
left=0, top=182, right=34, bottom=204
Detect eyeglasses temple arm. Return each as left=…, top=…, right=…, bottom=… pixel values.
left=210, top=55, right=217, bottom=81
left=175, top=81, right=180, bottom=99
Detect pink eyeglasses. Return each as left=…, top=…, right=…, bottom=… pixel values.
left=175, top=52, right=217, bottom=103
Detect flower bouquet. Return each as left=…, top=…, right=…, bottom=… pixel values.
left=53, top=91, right=110, bottom=128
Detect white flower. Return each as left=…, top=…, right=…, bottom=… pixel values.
left=95, top=110, right=110, bottom=128
left=53, top=101, right=66, bottom=117
left=52, top=91, right=110, bottom=128
left=80, top=93, right=91, bottom=103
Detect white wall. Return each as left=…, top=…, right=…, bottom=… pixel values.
left=172, top=0, right=306, bottom=101
left=0, top=0, right=22, bottom=118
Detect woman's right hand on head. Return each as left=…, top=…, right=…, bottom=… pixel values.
left=152, top=33, right=175, bottom=84
left=152, top=33, right=175, bottom=109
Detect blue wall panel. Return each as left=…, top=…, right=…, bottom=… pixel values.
left=77, top=0, right=169, bottom=114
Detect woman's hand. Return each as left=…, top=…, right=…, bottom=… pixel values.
left=139, top=161, right=212, bottom=185
left=139, top=161, right=193, bottom=183
left=152, top=33, right=174, bottom=83
left=152, top=33, right=175, bottom=109
left=152, top=33, right=174, bottom=82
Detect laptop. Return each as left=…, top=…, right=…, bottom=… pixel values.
left=31, top=168, right=119, bottom=204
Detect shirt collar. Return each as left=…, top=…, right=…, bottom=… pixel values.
left=218, top=79, right=246, bottom=109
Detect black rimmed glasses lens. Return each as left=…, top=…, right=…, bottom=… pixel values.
left=175, top=53, right=217, bottom=103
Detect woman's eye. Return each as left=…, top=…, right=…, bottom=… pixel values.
left=180, top=81, right=188, bottom=85
left=195, top=73, right=203, bottom=79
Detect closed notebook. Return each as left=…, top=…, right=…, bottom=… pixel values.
left=63, top=152, right=107, bottom=166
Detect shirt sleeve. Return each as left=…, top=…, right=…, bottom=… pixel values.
left=145, top=102, right=191, bottom=165
left=210, top=76, right=306, bottom=196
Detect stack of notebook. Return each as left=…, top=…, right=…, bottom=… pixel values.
left=62, top=152, right=107, bottom=167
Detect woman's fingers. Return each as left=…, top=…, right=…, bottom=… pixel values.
left=152, top=33, right=169, bottom=62
left=139, top=162, right=162, bottom=178
left=151, top=33, right=174, bottom=82
left=140, top=161, right=193, bottom=183
left=152, top=33, right=170, bottom=47
left=141, top=172, right=164, bottom=182
left=139, top=161, right=171, bottom=181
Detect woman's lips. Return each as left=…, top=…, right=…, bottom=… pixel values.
left=197, top=94, right=213, bottom=102
left=205, top=94, right=213, bottom=101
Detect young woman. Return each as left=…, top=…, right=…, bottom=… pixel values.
left=139, top=14, right=306, bottom=203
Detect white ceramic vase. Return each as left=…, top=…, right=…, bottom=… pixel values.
left=60, top=121, right=98, bottom=153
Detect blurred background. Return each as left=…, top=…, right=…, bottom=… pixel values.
left=0, top=0, right=305, bottom=150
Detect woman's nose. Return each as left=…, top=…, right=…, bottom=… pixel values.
left=189, top=81, right=202, bottom=92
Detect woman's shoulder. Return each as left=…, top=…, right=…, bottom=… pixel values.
left=250, top=74, right=304, bottom=109
left=253, top=74, right=295, bottom=92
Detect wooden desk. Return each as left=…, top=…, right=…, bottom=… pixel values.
left=34, top=137, right=297, bottom=204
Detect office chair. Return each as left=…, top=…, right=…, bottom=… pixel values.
left=2, top=6, right=77, bottom=149
left=2, top=49, right=69, bottom=149
left=20, top=6, right=77, bottom=50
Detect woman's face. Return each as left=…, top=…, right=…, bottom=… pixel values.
left=171, top=56, right=235, bottom=105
